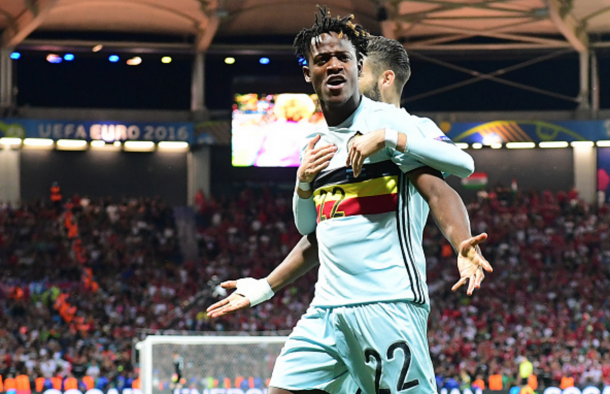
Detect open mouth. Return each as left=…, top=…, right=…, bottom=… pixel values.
left=326, top=76, right=346, bottom=90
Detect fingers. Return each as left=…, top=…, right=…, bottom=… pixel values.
left=208, top=304, right=231, bottom=318
left=307, top=153, right=334, bottom=177
left=208, top=299, right=250, bottom=318
left=467, top=275, right=476, bottom=295
left=460, top=233, right=488, bottom=252
left=300, top=145, right=336, bottom=182
left=453, top=267, right=486, bottom=297
left=346, top=143, right=363, bottom=171
left=305, top=135, right=321, bottom=152
left=451, top=277, right=468, bottom=292
left=474, top=268, right=485, bottom=289
left=207, top=303, right=230, bottom=318
left=311, top=150, right=336, bottom=168
left=305, top=146, right=336, bottom=177
left=309, top=145, right=336, bottom=166
left=470, top=233, right=488, bottom=246
left=206, top=297, right=230, bottom=313
left=207, top=296, right=250, bottom=318
left=459, top=234, right=492, bottom=273
left=352, top=151, right=363, bottom=178
left=477, top=255, right=493, bottom=272
left=221, top=280, right=237, bottom=289
left=345, top=139, right=363, bottom=177
left=310, top=144, right=336, bottom=158
left=311, top=161, right=331, bottom=174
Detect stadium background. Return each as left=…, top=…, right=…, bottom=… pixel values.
left=0, top=0, right=610, bottom=394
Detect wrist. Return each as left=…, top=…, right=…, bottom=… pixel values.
left=265, top=276, right=280, bottom=293
left=384, top=128, right=399, bottom=150
left=297, top=180, right=311, bottom=191
left=235, top=278, right=275, bottom=307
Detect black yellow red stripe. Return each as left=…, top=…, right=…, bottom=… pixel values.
left=313, top=160, right=401, bottom=190
left=317, top=193, right=398, bottom=220
left=314, top=174, right=399, bottom=221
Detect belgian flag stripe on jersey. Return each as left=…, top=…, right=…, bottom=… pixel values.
left=313, top=175, right=399, bottom=221
left=316, top=193, right=398, bottom=220
left=314, top=175, right=398, bottom=201
left=312, top=160, right=401, bottom=190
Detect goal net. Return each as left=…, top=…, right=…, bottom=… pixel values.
left=136, top=335, right=288, bottom=394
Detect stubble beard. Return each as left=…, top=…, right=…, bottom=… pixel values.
left=362, top=83, right=382, bottom=102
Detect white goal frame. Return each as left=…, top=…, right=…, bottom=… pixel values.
left=136, top=335, right=289, bottom=394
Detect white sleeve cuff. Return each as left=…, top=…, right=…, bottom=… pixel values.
left=297, top=179, right=311, bottom=191
left=384, top=128, right=399, bottom=150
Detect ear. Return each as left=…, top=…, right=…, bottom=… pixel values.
left=381, top=70, right=395, bottom=88
left=357, top=57, right=364, bottom=77
left=303, top=66, right=311, bottom=83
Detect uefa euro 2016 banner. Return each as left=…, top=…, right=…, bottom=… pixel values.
left=0, top=119, right=198, bottom=144
left=443, top=119, right=610, bottom=144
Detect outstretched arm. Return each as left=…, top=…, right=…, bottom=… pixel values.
left=206, top=234, right=319, bottom=318
left=407, top=166, right=492, bottom=295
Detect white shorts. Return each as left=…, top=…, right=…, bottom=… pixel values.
left=269, top=302, right=436, bottom=394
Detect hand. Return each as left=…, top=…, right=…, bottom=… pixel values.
left=297, top=135, right=337, bottom=183
left=346, top=129, right=385, bottom=178
left=206, top=281, right=251, bottom=318
left=451, top=233, right=493, bottom=296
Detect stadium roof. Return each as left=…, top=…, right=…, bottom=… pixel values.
left=1, top=0, right=609, bottom=53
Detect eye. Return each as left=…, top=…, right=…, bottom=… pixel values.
left=315, top=56, right=327, bottom=65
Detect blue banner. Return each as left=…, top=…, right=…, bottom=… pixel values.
left=444, top=120, right=610, bottom=144
left=0, top=119, right=196, bottom=143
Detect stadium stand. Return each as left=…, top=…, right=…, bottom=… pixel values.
left=1, top=185, right=610, bottom=390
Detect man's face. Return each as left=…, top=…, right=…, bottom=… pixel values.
left=303, top=32, right=362, bottom=107
left=359, top=57, right=382, bottom=102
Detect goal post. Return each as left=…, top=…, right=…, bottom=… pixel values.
left=136, top=335, right=289, bottom=394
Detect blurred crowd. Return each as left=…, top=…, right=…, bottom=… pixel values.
left=0, top=184, right=610, bottom=391
left=0, top=194, right=182, bottom=390
left=425, top=187, right=610, bottom=391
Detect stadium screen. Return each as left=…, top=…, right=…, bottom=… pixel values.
left=231, top=93, right=325, bottom=167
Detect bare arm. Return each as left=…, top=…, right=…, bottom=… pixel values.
left=407, top=167, right=492, bottom=295
left=267, top=234, right=319, bottom=292
left=207, top=234, right=319, bottom=318
left=408, top=167, right=472, bottom=252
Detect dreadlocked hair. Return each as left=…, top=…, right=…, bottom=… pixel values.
left=293, top=5, right=370, bottom=64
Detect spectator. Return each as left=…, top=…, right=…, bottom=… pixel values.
left=0, top=185, right=609, bottom=389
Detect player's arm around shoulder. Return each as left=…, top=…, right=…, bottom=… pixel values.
left=387, top=114, right=475, bottom=178
left=344, top=105, right=411, bottom=177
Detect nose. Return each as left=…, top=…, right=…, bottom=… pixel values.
left=326, top=56, right=343, bottom=73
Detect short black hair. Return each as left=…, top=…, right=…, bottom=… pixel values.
left=366, top=36, right=411, bottom=91
left=293, top=5, right=369, bottom=64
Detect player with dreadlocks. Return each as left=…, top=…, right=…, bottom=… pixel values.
left=209, top=7, right=490, bottom=394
